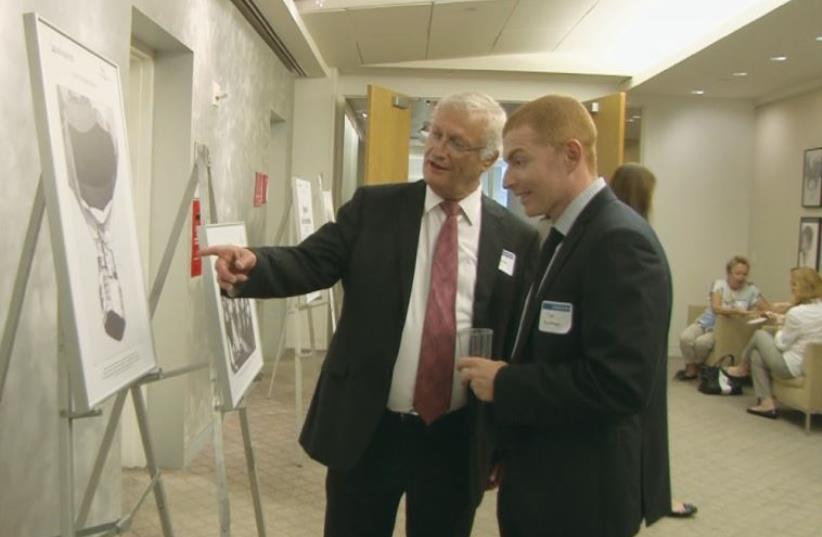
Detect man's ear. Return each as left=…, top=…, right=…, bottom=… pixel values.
left=564, top=139, right=583, bottom=172
left=481, top=150, right=500, bottom=171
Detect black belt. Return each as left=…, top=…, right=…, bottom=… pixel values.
left=385, top=406, right=467, bottom=426
left=385, top=409, right=425, bottom=424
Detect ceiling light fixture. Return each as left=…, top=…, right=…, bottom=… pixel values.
left=770, top=55, right=787, bottom=62
left=816, top=36, right=822, bottom=42
left=732, top=72, right=748, bottom=77
left=691, top=89, right=705, bottom=95
left=632, top=115, right=641, bottom=120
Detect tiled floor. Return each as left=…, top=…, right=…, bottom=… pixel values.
left=123, top=354, right=822, bottom=537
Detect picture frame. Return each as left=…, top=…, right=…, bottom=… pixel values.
left=24, top=13, right=156, bottom=411
left=200, top=223, right=263, bottom=410
left=797, top=217, right=821, bottom=271
left=801, top=147, right=822, bottom=208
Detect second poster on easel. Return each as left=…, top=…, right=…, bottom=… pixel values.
left=200, top=223, right=264, bottom=409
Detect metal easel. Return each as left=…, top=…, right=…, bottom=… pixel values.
left=1, top=145, right=264, bottom=537
left=198, top=147, right=267, bottom=537
left=265, top=176, right=337, bottom=465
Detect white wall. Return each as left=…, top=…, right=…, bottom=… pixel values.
left=285, top=75, right=340, bottom=349
left=751, top=87, right=822, bottom=299
left=0, top=0, right=294, bottom=534
left=632, top=95, right=756, bottom=354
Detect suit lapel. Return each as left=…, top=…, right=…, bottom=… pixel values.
left=512, top=188, right=615, bottom=361
left=537, top=188, right=615, bottom=296
left=472, top=195, right=501, bottom=327
left=398, top=181, right=427, bottom=313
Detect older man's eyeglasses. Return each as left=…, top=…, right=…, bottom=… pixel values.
left=424, top=126, right=485, bottom=154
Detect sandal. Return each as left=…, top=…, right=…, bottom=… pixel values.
left=673, top=369, right=698, bottom=381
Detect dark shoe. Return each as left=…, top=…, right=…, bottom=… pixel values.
left=746, top=407, right=779, bottom=419
left=674, top=369, right=698, bottom=381
left=669, top=502, right=698, bottom=518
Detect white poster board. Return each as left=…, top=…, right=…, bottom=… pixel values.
left=201, top=223, right=264, bottom=409
left=24, top=13, right=156, bottom=411
left=292, top=177, right=321, bottom=303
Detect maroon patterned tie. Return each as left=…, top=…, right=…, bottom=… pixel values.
left=414, top=200, right=460, bottom=424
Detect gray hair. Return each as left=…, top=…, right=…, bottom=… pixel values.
left=433, top=92, right=506, bottom=160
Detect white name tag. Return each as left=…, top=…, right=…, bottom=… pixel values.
left=498, top=249, right=516, bottom=276
left=539, top=301, right=573, bottom=334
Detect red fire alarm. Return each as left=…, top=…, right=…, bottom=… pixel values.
left=254, top=172, right=268, bottom=207
left=191, top=198, right=202, bottom=277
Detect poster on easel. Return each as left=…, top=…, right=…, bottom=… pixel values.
left=201, top=223, right=264, bottom=410
left=24, top=13, right=156, bottom=411
left=292, top=177, right=321, bottom=304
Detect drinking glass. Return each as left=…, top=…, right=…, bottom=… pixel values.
left=457, top=328, right=493, bottom=359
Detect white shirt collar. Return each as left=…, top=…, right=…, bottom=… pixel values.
left=552, top=177, right=606, bottom=236
left=424, top=183, right=483, bottom=226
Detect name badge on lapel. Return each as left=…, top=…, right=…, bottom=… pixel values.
left=498, top=249, right=516, bottom=276
left=539, top=301, right=573, bottom=334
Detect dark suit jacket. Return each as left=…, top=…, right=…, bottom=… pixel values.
left=493, top=187, right=672, bottom=537
left=239, top=180, right=539, bottom=507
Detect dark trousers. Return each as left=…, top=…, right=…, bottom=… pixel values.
left=324, top=408, right=475, bottom=537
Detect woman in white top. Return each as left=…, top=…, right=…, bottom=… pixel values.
left=676, top=256, right=770, bottom=380
left=726, top=267, right=822, bottom=418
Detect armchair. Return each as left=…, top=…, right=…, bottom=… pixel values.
left=686, top=304, right=757, bottom=366
left=773, top=342, right=822, bottom=433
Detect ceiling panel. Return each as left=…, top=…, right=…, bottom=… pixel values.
left=427, top=0, right=515, bottom=59
left=348, top=4, right=431, bottom=64
left=494, top=0, right=597, bottom=54
left=346, top=4, right=431, bottom=39
left=302, top=11, right=361, bottom=66
left=358, top=34, right=430, bottom=64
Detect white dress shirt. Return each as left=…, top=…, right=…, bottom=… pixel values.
left=387, top=184, right=482, bottom=413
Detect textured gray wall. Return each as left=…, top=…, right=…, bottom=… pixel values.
left=0, top=0, right=294, bottom=534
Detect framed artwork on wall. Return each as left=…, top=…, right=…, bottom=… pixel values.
left=797, top=217, right=821, bottom=271
left=24, top=13, right=156, bottom=411
left=801, top=147, right=822, bottom=207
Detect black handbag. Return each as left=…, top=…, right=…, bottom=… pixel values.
left=698, top=355, right=744, bottom=396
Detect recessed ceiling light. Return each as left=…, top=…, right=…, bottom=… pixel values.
left=732, top=72, right=748, bottom=77
left=691, top=89, right=705, bottom=95
left=816, top=36, right=822, bottom=42
left=632, top=115, right=641, bottom=120
left=770, top=55, right=788, bottom=62
left=626, top=118, right=635, bottom=123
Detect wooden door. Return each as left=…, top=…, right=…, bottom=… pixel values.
left=583, top=92, right=625, bottom=181
left=364, top=84, right=411, bottom=185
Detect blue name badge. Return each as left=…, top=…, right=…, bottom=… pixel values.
left=539, top=301, right=573, bottom=334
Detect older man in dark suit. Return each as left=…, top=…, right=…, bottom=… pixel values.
left=201, top=92, right=539, bottom=537
left=458, top=95, right=672, bottom=537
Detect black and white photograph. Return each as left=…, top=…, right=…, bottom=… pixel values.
left=797, top=217, right=821, bottom=271
left=201, top=223, right=263, bottom=409
left=57, top=86, right=126, bottom=341
left=219, top=295, right=256, bottom=373
left=25, top=14, right=156, bottom=411
left=801, top=147, right=822, bottom=207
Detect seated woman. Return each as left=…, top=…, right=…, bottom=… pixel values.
left=676, top=256, right=770, bottom=380
left=725, top=267, right=822, bottom=418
